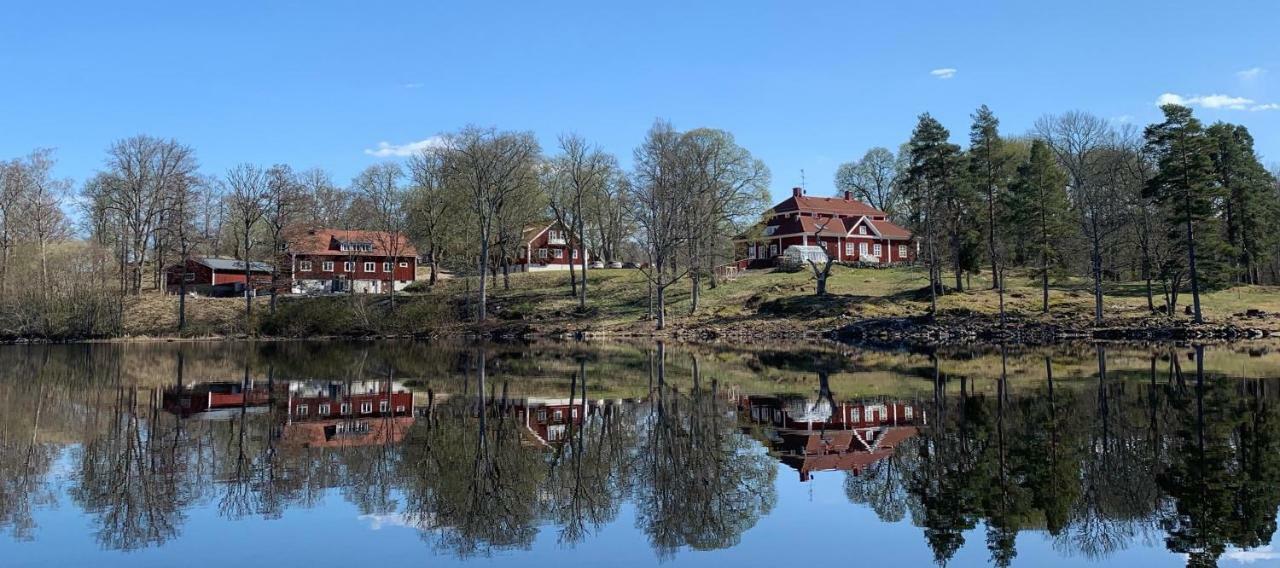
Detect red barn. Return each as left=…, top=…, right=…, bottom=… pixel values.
left=164, top=257, right=275, bottom=295
left=734, top=187, right=915, bottom=268
left=284, top=227, right=419, bottom=294
left=512, top=220, right=590, bottom=272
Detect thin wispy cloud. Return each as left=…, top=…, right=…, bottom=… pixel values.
left=402, top=82, right=424, bottom=89
left=930, top=68, right=957, bottom=80
left=1237, top=67, right=1266, bottom=81
left=1223, top=545, right=1279, bottom=564
left=1156, top=92, right=1279, bottom=111
left=363, top=136, right=445, bottom=157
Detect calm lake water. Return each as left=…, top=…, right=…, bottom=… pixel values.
left=0, top=340, right=1278, bottom=568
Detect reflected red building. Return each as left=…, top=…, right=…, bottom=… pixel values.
left=737, top=395, right=921, bottom=481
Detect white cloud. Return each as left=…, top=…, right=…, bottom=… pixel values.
left=1237, top=67, right=1266, bottom=81
left=402, top=82, right=424, bottom=89
left=363, top=136, right=445, bottom=158
left=360, top=513, right=429, bottom=530
left=929, top=68, right=957, bottom=80
left=1224, top=545, right=1279, bottom=564
left=1156, top=92, right=1279, bottom=111
left=1112, top=114, right=1134, bottom=124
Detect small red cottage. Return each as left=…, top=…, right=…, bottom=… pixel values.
left=513, top=220, right=589, bottom=272
left=165, top=256, right=275, bottom=295
left=735, top=188, right=915, bottom=268
left=284, top=227, right=418, bottom=294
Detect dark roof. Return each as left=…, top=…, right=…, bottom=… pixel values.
left=773, top=192, right=887, bottom=218
left=195, top=257, right=274, bottom=272
left=286, top=227, right=419, bottom=257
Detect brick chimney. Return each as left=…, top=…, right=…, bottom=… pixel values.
left=792, top=187, right=803, bottom=198
left=843, top=191, right=853, bottom=201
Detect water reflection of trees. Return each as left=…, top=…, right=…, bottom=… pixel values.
left=881, top=346, right=1280, bottom=567
left=0, top=341, right=1278, bottom=565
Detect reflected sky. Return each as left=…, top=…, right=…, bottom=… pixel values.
left=0, top=340, right=1277, bottom=567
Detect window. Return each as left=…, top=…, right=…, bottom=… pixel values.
left=363, top=262, right=376, bottom=272
left=553, top=249, right=564, bottom=259
left=379, top=400, right=389, bottom=413
left=873, top=244, right=882, bottom=256
left=859, top=242, right=869, bottom=255
left=537, top=248, right=548, bottom=259
left=845, top=243, right=854, bottom=256
left=553, top=409, right=563, bottom=421
left=184, top=273, right=196, bottom=282
left=341, top=403, right=351, bottom=415
left=343, top=261, right=354, bottom=271
left=323, top=261, right=334, bottom=272
left=763, top=226, right=777, bottom=236
left=300, top=260, right=313, bottom=271
left=296, top=404, right=308, bottom=417
left=537, top=409, right=547, bottom=421
left=748, top=245, right=756, bottom=259
left=383, top=262, right=392, bottom=272
left=360, top=401, right=373, bottom=414
left=850, top=408, right=861, bottom=422
left=571, top=249, right=579, bottom=259
left=858, top=226, right=867, bottom=235
left=399, top=261, right=409, bottom=268
left=904, top=406, right=913, bottom=419
left=899, top=245, right=908, bottom=258
left=571, top=408, right=578, bottom=419
left=319, top=404, right=330, bottom=416
left=769, top=243, right=778, bottom=256
left=395, top=405, right=406, bottom=413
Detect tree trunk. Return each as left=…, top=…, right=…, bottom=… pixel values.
left=655, top=284, right=665, bottom=330
left=689, top=270, right=699, bottom=315
left=178, top=259, right=188, bottom=332
left=1184, top=198, right=1203, bottom=324
left=1041, top=251, right=1050, bottom=314
left=1090, top=233, right=1103, bottom=325
left=477, top=243, right=488, bottom=322
left=501, top=258, right=510, bottom=291
left=568, top=253, right=577, bottom=296
left=577, top=220, right=588, bottom=309
left=428, top=247, right=438, bottom=286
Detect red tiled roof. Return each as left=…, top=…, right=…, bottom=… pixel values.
left=868, top=219, right=912, bottom=239
left=286, top=227, right=418, bottom=257
left=774, top=193, right=887, bottom=218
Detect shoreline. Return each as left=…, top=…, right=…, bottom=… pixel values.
left=2, top=311, right=1275, bottom=347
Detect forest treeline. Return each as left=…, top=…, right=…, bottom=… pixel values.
left=1, top=104, right=1276, bottom=338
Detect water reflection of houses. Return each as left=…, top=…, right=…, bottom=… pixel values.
left=737, top=395, right=921, bottom=482
left=283, top=380, right=415, bottom=448
left=162, top=378, right=416, bottom=447
left=508, top=397, right=631, bottom=447
left=162, top=381, right=273, bottom=419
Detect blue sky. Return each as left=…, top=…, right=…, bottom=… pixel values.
left=2, top=1, right=1277, bottom=204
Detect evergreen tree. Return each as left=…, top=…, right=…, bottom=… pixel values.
left=903, top=114, right=963, bottom=313
left=967, top=105, right=1012, bottom=290
left=1206, top=123, right=1279, bottom=284
left=1004, top=140, right=1071, bottom=312
left=1143, top=105, right=1226, bottom=323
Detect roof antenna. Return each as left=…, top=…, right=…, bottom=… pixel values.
left=800, top=169, right=806, bottom=192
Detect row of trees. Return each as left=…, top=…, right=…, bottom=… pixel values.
left=842, top=104, right=1280, bottom=322
left=2, top=121, right=769, bottom=334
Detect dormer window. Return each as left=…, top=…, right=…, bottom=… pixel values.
left=763, top=226, right=777, bottom=236
left=858, top=226, right=867, bottom=235
left=337, top=240, right=374, bottom=252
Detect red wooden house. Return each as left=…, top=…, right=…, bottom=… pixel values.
left=284, top=227, right=419, bottom=294
left=164, top=257, right=275, bottom=295
left=282, top=380, right=415, bottom=448
left=512, top=220, right=589, bottom=272
left=162, top=381, right=274, bottom=419
left=734, top=188, right=915, bottom=268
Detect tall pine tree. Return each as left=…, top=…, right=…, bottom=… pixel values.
left=904, top=114, right=963, bottom=314
left=1206, top=123, right=1279, bottom=285
left=967, top=105, right=1012, bottom=290
left=1004, top=140, right=1071, bottom=313
left=1144, top=104, right=1226, bottom=323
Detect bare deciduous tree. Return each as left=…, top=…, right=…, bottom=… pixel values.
left=224, top=164, right=269, bottom=323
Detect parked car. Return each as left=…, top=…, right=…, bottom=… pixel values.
left=621, top=262, right=637, bottom=269
left=589, top=261, right=605, bottom=269
left=608, top=261, right=624, bottom=269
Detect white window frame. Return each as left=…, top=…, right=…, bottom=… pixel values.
left=360, top=401, right=373, bottom=414
left=858, top=226, right=867, bottom=235
left=845, top=242, right=854, bottom=256
left=769, top=243, right=778, bottom=256
left=395, top=405, right=406, bottom=413
left=343, top=261, right=354, bottom=272
left=899, top=245, right=908, bottom=258
left=379, top=400, right=389, bottom=413
left=322, top=261, right=334, bottom=272
left=537, top=248, right=548, bottom=259
left=859, top=242, right=869, bottom=255
left=341, top=403, right=351, bottom=415
left=553, top=248, right=564, bottom=259
left=363, top=261, right=376, bottom=272
left=296, top=404, right=308, bottom=417
left=383, top=262, right=393, bottom=272
left=398, top=261, right=408, bottom=268
left=571, top=249, right=579, bottom=259
left=748, top=245, right=756, bottom=259
left=873, top=243, right=882, bottom=256
left=319, top=404, right=330, bottom=416
left=299, top=260, right=313, bottom=271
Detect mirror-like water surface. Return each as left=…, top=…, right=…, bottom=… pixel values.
left=1, top=340, right=1278, bottom=567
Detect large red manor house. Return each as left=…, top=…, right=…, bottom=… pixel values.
left=735, top=187, right=915, bottom=268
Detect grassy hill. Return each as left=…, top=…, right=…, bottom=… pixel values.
left=114, top=265, right=1280, bottom=339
